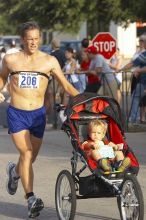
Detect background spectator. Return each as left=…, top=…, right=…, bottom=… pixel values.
left=75, top=52, right=86, bottom=93
left=108, top=48, right=123, bottom=104
left=131, top=35, right=145, bottom=95
left=64, top=47, right=81, bottom=90
left=86, top=45, right=120, bottom=99
left=50, top=38, right=66, bottom=69
left=79, top=50, right=90, bottom=92
left=78, top=50, right=99, bottom=93
left=45, top=38, right=66, bottom=117
left=139, top=94, right=146, bottom=123
left=120, top=34, right=146, bottom=124
left=0, top=47, right=6, bottom=71
left=62, top=47, right=82, bottom=104
left=81, top=38, right=89, bottom=49
left=0, top=47, right=6, bottom=60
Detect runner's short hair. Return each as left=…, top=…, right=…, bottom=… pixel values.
left=19, top=21, right=41, bottom=37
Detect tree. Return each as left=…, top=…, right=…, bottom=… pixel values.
left=0, top=0, right=146, bottom=37
left=0, top=15, right=17, bottom=35
left=81, top=0, right=137, bottom=38
left=120, top=0, right=146, bottom=22
left=0, top=0, right=85, bottom=33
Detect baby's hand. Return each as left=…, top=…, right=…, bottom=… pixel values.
left=117, top=143, right=124, bottom=150
left=108, top=142, right=115, bottom=147
left=108, top=142, right=118, bottom=150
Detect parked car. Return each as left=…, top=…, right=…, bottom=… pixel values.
left=39, top=44, right=51, bottom=54
left=0, top=35, right=21, bottom=49
left=40, top=40, right=81, bottom=55
left=60, top=40, right=81, bottom=53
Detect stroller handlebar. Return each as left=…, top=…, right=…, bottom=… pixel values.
left=54, top=103, right=66, bottom=112
left=54, top=103, right=67, bottom=123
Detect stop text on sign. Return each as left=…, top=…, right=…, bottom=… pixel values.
left=93, top=41, right=116, bottom=52
left=92, top=32, right=117, bottom=59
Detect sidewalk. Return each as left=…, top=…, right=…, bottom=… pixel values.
left=127, top=122, right=146, bottom=132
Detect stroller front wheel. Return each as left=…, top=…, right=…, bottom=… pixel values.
left=117, top=174, right=144, bottom=220
left=55, top=170, right=76, bottom=220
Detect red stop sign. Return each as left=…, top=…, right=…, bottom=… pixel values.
left=92, top=32, right=116, bottom=59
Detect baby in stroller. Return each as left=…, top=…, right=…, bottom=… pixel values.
left=82, top=119, right=131, bottom=172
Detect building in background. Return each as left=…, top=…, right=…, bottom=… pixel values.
left=136, top=21, right=146, bottom=36
left=110, top=21, right=137, bottom=59
left=42, top=22, right=87, bottom=44
left=53, top=22, right=87, bottom=41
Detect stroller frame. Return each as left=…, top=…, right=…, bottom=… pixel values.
left=55, top=93, right=144, bottom=220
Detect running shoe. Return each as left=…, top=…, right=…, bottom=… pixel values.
left=28, top=196, right=44, bottom=218
left=6, top=162, right=19, bottom=195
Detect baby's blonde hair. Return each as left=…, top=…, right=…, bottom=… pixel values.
left=88, top=119, right=108, bottom=136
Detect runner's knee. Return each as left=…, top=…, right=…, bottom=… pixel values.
left=20, top=150, right=33, bottom=162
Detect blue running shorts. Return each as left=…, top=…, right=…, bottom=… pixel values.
left=7, top=105, right=46, bottom=138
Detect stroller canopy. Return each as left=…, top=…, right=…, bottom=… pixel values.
left=66, top=93, right=124, bottom=135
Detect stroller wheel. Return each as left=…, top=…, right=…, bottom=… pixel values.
left=117, top=174, right=144, bottom=220
left=55, top=170, right=76, bottom=220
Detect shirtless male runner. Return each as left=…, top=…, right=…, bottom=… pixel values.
left=0, top=21, right=79, bottom=218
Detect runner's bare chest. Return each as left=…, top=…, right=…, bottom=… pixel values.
left=9, top=55, right=52, bottom=89
left=9, top=54, right=52, bottom=75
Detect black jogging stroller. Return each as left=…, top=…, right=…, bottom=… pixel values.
left=55, top=93, right=144, bottom=220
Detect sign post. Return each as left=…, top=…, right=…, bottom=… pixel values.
left=92, top=32, right=116, bottom=59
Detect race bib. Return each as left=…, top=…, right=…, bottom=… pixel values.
left=18, top=72, right=39, bottom=89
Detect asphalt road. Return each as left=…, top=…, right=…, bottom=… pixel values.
left=0, top=129, right=145, bottom=220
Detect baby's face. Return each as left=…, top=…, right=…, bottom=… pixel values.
left=89, top=125, right=105, bottom=142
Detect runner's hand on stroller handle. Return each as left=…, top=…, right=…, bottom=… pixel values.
left=54, top=103, right=66, bottom=112
left=54, top=104, right=67, bottom=123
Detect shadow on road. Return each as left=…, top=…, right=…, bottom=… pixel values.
left=0, top=201, right=26, bottom=219
left=0, top=200, right=119, bottom=220
left=0, top=201, right=58, bottom=220
left=76, top=211, right=119, bottom=220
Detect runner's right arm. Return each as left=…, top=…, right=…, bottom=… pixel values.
left=0, top=55, right=11, bottom=103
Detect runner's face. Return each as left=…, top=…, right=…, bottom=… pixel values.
left=22, top=29, right=41, bottom=54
